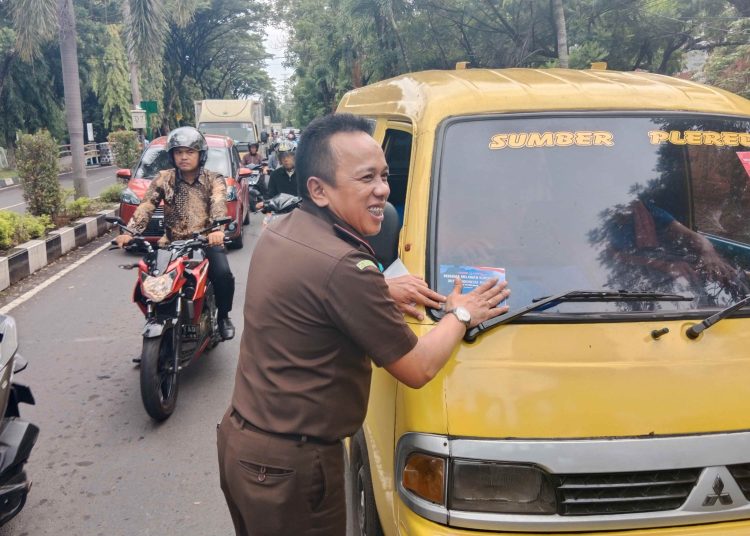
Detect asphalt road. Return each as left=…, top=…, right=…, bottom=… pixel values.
left=0, top=166, right=118, bottom=213
left=0, top=214, right=358, bottom=535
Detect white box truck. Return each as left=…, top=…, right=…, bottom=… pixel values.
left=193, top=99, right=264, bottom=153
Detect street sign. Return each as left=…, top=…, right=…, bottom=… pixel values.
left=131, top=109, right=147, bottom=129
left=140, top=100, right=158, bottom=113
left=86, top=123, right=94, bottom=142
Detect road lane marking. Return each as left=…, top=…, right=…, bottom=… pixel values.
left=0, top=241, right=112, bottom=314
left=0, top=201, right=27, bottom=210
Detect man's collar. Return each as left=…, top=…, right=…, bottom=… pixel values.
left=300, top=202, right=376, bottom=257
left=173, top=168, right=212, bottom=187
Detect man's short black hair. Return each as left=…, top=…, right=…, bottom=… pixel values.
left=295, top=113, right=374, bottom=200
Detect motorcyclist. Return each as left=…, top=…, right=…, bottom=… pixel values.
left=114, top=126, right=236, bottom=340
left=256, top=141, right=297, bottom=210
left=241, top=142, right=262, bottom=166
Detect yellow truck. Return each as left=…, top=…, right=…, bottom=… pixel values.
left=338, top=67, right=750, bottom=535
left=193, top=99, right=263, bottom=154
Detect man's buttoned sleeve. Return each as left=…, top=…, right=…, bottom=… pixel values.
left=322, top=250, right=417, bottom=367
left=128, top=172, right=165, bottom=234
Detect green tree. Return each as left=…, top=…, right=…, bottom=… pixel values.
left=90, top=25, right=132, bottom=131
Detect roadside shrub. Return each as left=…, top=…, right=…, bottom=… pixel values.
left=16, top=130, right=62, bottom=217
left=0, top=212, right=52, bottom=251
left=98, top=183, right=125, bottom=203
left=65, top=197, right=93, bottom=220
left=108, top=130, right=140, bottom=169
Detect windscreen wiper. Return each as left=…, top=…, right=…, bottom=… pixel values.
left=686, top=294, right=750, bottom=340
left=464, top=290, right=693, bottom=343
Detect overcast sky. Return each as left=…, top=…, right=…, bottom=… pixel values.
left=263, top=25, right=293, bottom=95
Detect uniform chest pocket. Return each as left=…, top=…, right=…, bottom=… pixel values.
left=238, top=459, right=295, bottom=483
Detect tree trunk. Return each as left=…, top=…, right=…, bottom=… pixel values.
left=552, top=0, right=569, bottom=68
left=57, top=0, right=88, bottom=198
left=122, top=0, right=142, bottom=108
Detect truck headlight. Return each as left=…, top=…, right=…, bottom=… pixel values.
left=402, top=452, right=446, bottom=505
left=450, top=461, right=556, bottom=514
left=120, top=188, right=141, bottom=205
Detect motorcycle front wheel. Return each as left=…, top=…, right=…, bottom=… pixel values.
left=140, top=329, right=179, bottom=421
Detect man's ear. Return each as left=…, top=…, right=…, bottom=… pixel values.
left=307, top=176, right=329, bottom=207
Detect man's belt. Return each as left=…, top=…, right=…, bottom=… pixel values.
left=230, top=409, right=340, bottom=446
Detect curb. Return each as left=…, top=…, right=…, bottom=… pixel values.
left=0, top=177, right=20, bottom=190
left=0, top=207, right=119, bottom=292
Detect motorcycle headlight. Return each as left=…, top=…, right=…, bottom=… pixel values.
left=450, top=461, right=556, bottom=514
left=141, top=272, right=176, bottom=302
left=120, top=188, right=141, bottom=205
left=402, top=452, right=446, bottom=505
left=226, top=185, right=237, bottom=201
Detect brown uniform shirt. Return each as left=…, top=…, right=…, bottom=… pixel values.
left=127, top=168, right=227, bottom=241
left=231, top=203, right=417, bottom=442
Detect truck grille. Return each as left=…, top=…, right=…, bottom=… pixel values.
left=557, top=468, right=701, bottom=515
left=144, top=207, right=165, bottom=237
left=728, top=464, right=750, bottom=500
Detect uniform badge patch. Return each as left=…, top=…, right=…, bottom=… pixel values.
left=356, top=259, right=378, bottom=271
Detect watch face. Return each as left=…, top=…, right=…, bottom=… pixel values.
left=455, top=307, right=471, bottom=323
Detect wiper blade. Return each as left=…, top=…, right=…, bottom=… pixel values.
left=465, top=289, right=693, bottom=343
left=686, top=294, right=750, bottom=340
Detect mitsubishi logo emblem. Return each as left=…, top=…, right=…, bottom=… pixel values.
left=703, top=476, right=733, bottom=507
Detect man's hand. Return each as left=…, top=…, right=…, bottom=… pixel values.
left=207, top=230, right=225, bottom=247
left=445, top=277, right=510, bottom=328
left=386, top=275, right=446, bottom=321
left=115, top=234, right=134, bottom=248
left=255, top=201, right=264, bottom=211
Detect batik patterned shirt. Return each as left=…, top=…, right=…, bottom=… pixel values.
left=127, top=168, right=228, bottom=241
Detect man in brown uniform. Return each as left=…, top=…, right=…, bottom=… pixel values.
left=217, top=114, right=510, bottom=535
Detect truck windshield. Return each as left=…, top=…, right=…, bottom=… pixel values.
left=199, top=122, right=257, bottom=144
left=433, top=115, right=750, bottom=315
left=134, top=147, right=231, bottom=178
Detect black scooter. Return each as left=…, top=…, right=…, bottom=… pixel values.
left=0, top=315, right=38, bottom=526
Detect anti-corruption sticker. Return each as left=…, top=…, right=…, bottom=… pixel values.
left=438, top=265, right=507, bottom=307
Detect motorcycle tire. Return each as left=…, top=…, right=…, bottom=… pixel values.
left=140, top=330, right=179, bottom=421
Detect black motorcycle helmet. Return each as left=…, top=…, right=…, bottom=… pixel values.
left=167, top=126, right=208, bottom=167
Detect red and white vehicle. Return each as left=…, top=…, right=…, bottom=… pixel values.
left=116, top=135, right=251, bottom=249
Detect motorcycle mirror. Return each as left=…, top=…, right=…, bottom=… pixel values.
left=105, top=216, right=126, bottom=226
left=213, top=216, right=232, bottom=226
left=13, top=354, right=28, bottom=374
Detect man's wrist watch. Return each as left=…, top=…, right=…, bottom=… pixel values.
left=446, top=306, right=471, bottom=328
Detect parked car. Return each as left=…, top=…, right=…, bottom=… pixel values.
left=338, top=66, right=750, bottom=535
left=116, top=135, right=251, bottom=249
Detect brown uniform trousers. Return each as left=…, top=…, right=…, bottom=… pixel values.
left=217, top=408, right=346, bottom=535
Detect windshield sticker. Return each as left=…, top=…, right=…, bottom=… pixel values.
left=648, top=130, right=750, bottom=147
left=738, top=152, right=750, bottom=178
left=438, top=265, right=507, bottom=307
left=489, top=131, right=614, bottom=149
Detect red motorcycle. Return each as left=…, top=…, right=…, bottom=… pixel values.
left=108, top=216, right=231, bottom=421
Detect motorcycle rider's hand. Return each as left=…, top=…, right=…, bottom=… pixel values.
left=444, top=277, right=510, bottom=328
left=115, top=234, right=134, bottom=248
left=207, top=230, right=225, bottom=247
left=386, top=274, right=446, bottom=321
left=255, top=201, right=264, bottom=210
